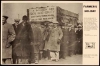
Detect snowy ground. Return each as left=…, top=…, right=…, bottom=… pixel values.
left=32, top=54, right=82, bottom=64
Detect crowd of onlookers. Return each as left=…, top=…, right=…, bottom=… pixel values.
left=2, top=15, right=82, bottom=64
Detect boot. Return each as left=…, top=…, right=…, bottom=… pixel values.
left=2, top=59, right=6, bottom=64
left=50, top=51, right=55, bottom=61
left=5, top=59, right=12, bottom=64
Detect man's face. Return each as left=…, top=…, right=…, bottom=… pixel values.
left=48, top=23, right=53, bottom=29
left=23, top=19, right=27, bottom=23
left=15, top=21, right=19, bottom=25
left=53, top=23, right=58, bottom=28
left=2, top=17, right=6, bottom=23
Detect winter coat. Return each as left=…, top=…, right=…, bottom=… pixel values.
left=14, top=22, right=33, bottom=58
left=2, top=23, right=16, bottom=58
left=44, top=27, right=63, bottom=51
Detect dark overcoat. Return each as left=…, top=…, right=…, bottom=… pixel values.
left=14, top=22, right=33, bottom=58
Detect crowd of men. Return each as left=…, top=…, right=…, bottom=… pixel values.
left=2, top=15, right=83, bottom=64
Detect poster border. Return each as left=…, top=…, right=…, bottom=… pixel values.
left=0, top=0, right=99, bottom=66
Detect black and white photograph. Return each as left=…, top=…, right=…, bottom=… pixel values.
left=1, top=2, right=83, bottom=64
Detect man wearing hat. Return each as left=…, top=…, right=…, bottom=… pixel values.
left=14, top=15, right=33, bottom=64
left=38, top=22, right=46, bottom=60
left=2, top=16, right=16, bottom=64
left=43, top=21, right=54, bottom=60
left=11, top=19, right=20, bottom=64
left=46, top=21, right=63, bottom=61
left=76, top=25, right=83, bottom=54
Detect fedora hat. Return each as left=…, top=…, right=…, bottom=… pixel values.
left=22, top=15, right=28, bottom=20
left=3, top=15, right=8, bottom=19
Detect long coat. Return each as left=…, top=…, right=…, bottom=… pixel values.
left=44, top=27, right=63, bottom=51
left=31, top=25, right=42, bottom=53
left=61, top=27, right=70, bottom=52
left=14, top=22, right=33, bottom=58
left=2, top=23, right=16, bottom=58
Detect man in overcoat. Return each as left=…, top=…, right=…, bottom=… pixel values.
left=38, top=23, right=46, bottom=60
left=14, top=15, right=33, bottom=64
left=2, top=16, right=16, bottom=64
left=47, top=21, right=63, bottom=61
left=12, top=19, right=20, bottom=64
left=44, top=21, right=54, bottom=60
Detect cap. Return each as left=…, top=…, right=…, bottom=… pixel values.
left=22, top=15, right=28, bottom=20
left=3, top=16, right=8, bottom=19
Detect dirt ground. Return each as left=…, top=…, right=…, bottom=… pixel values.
left=31, top=54, right=82, bottom=64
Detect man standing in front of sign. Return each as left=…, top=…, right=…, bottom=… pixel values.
left=12, top=19, right=20, bottom=64
left=2, top=16, right=16, bottom=64
left=44, top=21, right=54, bottom=60
left=15, top=15, right=33, bottom=64
left=47, top=21, right=63, bottom=61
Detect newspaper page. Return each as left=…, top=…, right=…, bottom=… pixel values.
left=1, top=1, right=99, bottom=65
